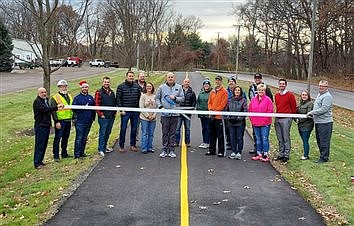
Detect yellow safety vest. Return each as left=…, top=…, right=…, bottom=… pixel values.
left=53, top=93, right=73, bottom=120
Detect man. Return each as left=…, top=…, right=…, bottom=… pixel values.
left=274, top=78, right=297, bottom=163
left=50, top=80, right=73, bottom=161
left=135, top=71, right=147, bottom=93
left=248, top=73, right=273, bottom=154
left=307, top=80, right=333, bottom=163
left=205, top=75, right=228, bottom=157
left=155, top=72, right=185, bottom=158
left=73, top=80, right=95, bottom=159
left=116, top=71, right=141, bottom=152
left=33, top=87, right=63, bottom=169
left=95, top=76, right=116, bottom=157
left=175, top=78, right=196, bottom=147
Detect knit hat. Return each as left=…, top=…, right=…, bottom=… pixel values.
left=228, top=76, right=237, bottom=83
left=202, top=79, right=211, bottom=85
left=79, top=80, right=89, bottom=88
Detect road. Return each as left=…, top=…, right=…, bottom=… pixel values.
left=0, top=66, right=119, bottom=94
left=45, top=72, right=325, bottom=226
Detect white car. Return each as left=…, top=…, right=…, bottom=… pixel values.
left=89, top=59, right=105, bottom=67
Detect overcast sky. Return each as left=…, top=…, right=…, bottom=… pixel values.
left=170, top=0, right=246, bottom=42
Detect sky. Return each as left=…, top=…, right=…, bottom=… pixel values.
left=170, top=0, right=247, bottom=42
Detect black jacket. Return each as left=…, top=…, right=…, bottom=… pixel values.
left=116, top=80, right=141, bottom=108
left=33, top=96, right=57, bottom=127
left=180, top=86, right=196, bottom=117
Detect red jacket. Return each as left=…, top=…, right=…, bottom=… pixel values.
left=275, top=91, right=297, bottom=113
left=208, top=86, right=228, bottom=120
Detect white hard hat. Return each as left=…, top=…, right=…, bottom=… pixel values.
left=57, top=80, right=68, bottom=86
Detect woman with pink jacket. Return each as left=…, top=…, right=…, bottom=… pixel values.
left=248, top=84, right=274, bottom=162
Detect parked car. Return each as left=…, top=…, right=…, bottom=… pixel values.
left=110, top=62, right=119, bottom=68
left=89, top=59, right=105, bottom=67
left=66, top=57, right=82, bottom=67
left=50, top=58, right=64, bottom=67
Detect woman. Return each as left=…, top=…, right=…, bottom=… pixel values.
left=249, top=84, right=274, bottom=162
left=226, top=86, right=248, bottom=160
left=297, top=90, right=314, bottom=160
left=139, top=82, right=157, bottom=154
left=196, top=79, right=213, bottom=149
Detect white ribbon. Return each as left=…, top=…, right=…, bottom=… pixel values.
left=64, top=105, right=307, bottom=118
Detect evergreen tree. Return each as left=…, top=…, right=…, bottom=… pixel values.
left=0, top=19, right=14, bottom=72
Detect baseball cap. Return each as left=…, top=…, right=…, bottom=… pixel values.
left=215, top=75, right=223, bottom=81
left=254, top=73, right=262, bottom=79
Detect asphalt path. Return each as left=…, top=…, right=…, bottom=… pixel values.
left=217, top=72, right=354, bottom=110
left=0, top=66, right=119, bottom=94
left=45, top=72, right=325, bottom=226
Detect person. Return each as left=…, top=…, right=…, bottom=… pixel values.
left=226, top=86, right=248, bottom=160
left=274, top=78, right=297, bottom=163
left=196, top=79, right=212, bottom=149
left=139, top=82, right=157, bottom=154
left=116, top=71, right=141, bottom=152
left=205, top=75, right=228, bottom=157
left=95, top=76, right=116, bottom=157
left=135, top=71, right=147, bottom=94
left=249, top=84, right=274, bottom=162
left=72, top=81, right=95, bottom=159
left=50, top=80, right=73, bottom=161
left=296, top=90, right=314, bottom=160
left=33, top=87, right=63, bottom=169
left=175, top=78, right=196, bottom=147
left=155, top=72, right=185, bottom=158
left=307, top=80, right=333, bottom=163
left=248, top=73, right=273, bottom=155
left=225, top=76, right=237, bottom=149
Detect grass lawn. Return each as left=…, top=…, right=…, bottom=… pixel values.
left=0, top=71, right=166, bottom=225
left=202, top=72, right=353, bottom=226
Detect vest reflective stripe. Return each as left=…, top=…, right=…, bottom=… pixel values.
left=53, top=93, right=73, bottom=120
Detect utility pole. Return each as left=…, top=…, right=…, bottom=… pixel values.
left=136, top=42, right=140, bottom=71
left=151, top=33, right=154, bottom=73
left=233, top=24, right=241, bottom=78
left=307, top=0, right=317, bottom=93
left=217, top=32, right=220, bottom=70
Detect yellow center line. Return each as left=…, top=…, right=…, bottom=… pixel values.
left=180, top=125, right=189, bottom=226
left=181, top=72, right=189, bottom=226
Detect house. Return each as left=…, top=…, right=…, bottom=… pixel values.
left=12, top=38, right=42, bottom=65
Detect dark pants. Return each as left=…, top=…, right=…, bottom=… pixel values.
left=315, top=122, right=333, bottom=161
left=119, top=111, right=139, bottom=148
left=161, top=116, right=178, bottom=152
left=200, top=117, right=210, bottom=144
left=228, top=124, right=245, bottom=154
left=209, top=119, right=224, bottom=155
left=175, top=115, right=191, bottom=144
left=34, top=126, right=50, bottom=167
left=53, top=120, right=71, bottom=159
left=74, top=122, right=92, bottom=158
left=98, top=117, right=115, bottom=152
left=299, top=130, right=312, bottom=158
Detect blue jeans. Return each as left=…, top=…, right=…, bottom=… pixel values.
left=140, top=119, right=156, bottom=152
left=119, top=111, right=139, bottom=148
left=200, top=117, right=210, bottom=144
left=175, top=115, right=191, bottom=144
left=228, top=124, right=245, bottom=154
left=74, top=122, right=92, bottom=158
left=34, top=126, right=50, bottom=167
left=253, top=125, right=271, bottom=155
left=53, top=120, right=71, bottom=159
left=98, top=117, right=115, bottom=152
left=315, top=122, right=333, bottom=161
left=299, top=130, right=312, bottom=158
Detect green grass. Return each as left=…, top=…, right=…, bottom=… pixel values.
left=0, top=71, right=166, bottom=225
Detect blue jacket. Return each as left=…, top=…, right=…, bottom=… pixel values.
left=73, top=92, right=96, bottom=125
left=155, top=82, right=185, bottom=116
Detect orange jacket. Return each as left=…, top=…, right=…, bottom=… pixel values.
left=208, top=86, right=228, bottom=119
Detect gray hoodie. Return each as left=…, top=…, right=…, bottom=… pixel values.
left=155, top=82, right=185, bottom=116
left=309, top=90, right=333, bottom=124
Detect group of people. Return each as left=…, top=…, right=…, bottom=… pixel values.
left=33, top=71, right=333, bottom=169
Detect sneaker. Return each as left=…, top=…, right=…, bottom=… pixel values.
left=98, top=151, right=105, bottom=157
left=198, top=143, right=206, bottom=148
left=205, top=151, right=216, bottom=156
left=300, top=156, right=309, bottom=160
left=80, top=153, right=88, bottom=157
left=274, top=156, right=284, bottom=161
left=228, top=152, right=236, bottom=159
left=54, top=158, right=60, bottom=162
left=217, top=153, right=224, bottom=158
left=261, top=155, right=269, bottom=162
left=147, top=149, right=155, bottom=153
left=186, top=143, right=191, bottom=147
left=106, top=147, right=113, bottom=153
left=282, top=157, right=289, bottom=163
left=204, top=144, right=209, bottom=148
left=118, top=147, right=125, bottom=153
left=159, top=151, right=167, bottom=158
left=142, top=150, right=148, bottom=154
left=130, top=146, right=138, bottom=152
left=235, top=153, right=242, bottom=160
left=252, top=154, right=262, bottom=161
left=168, top=151, right=177, bottom=158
